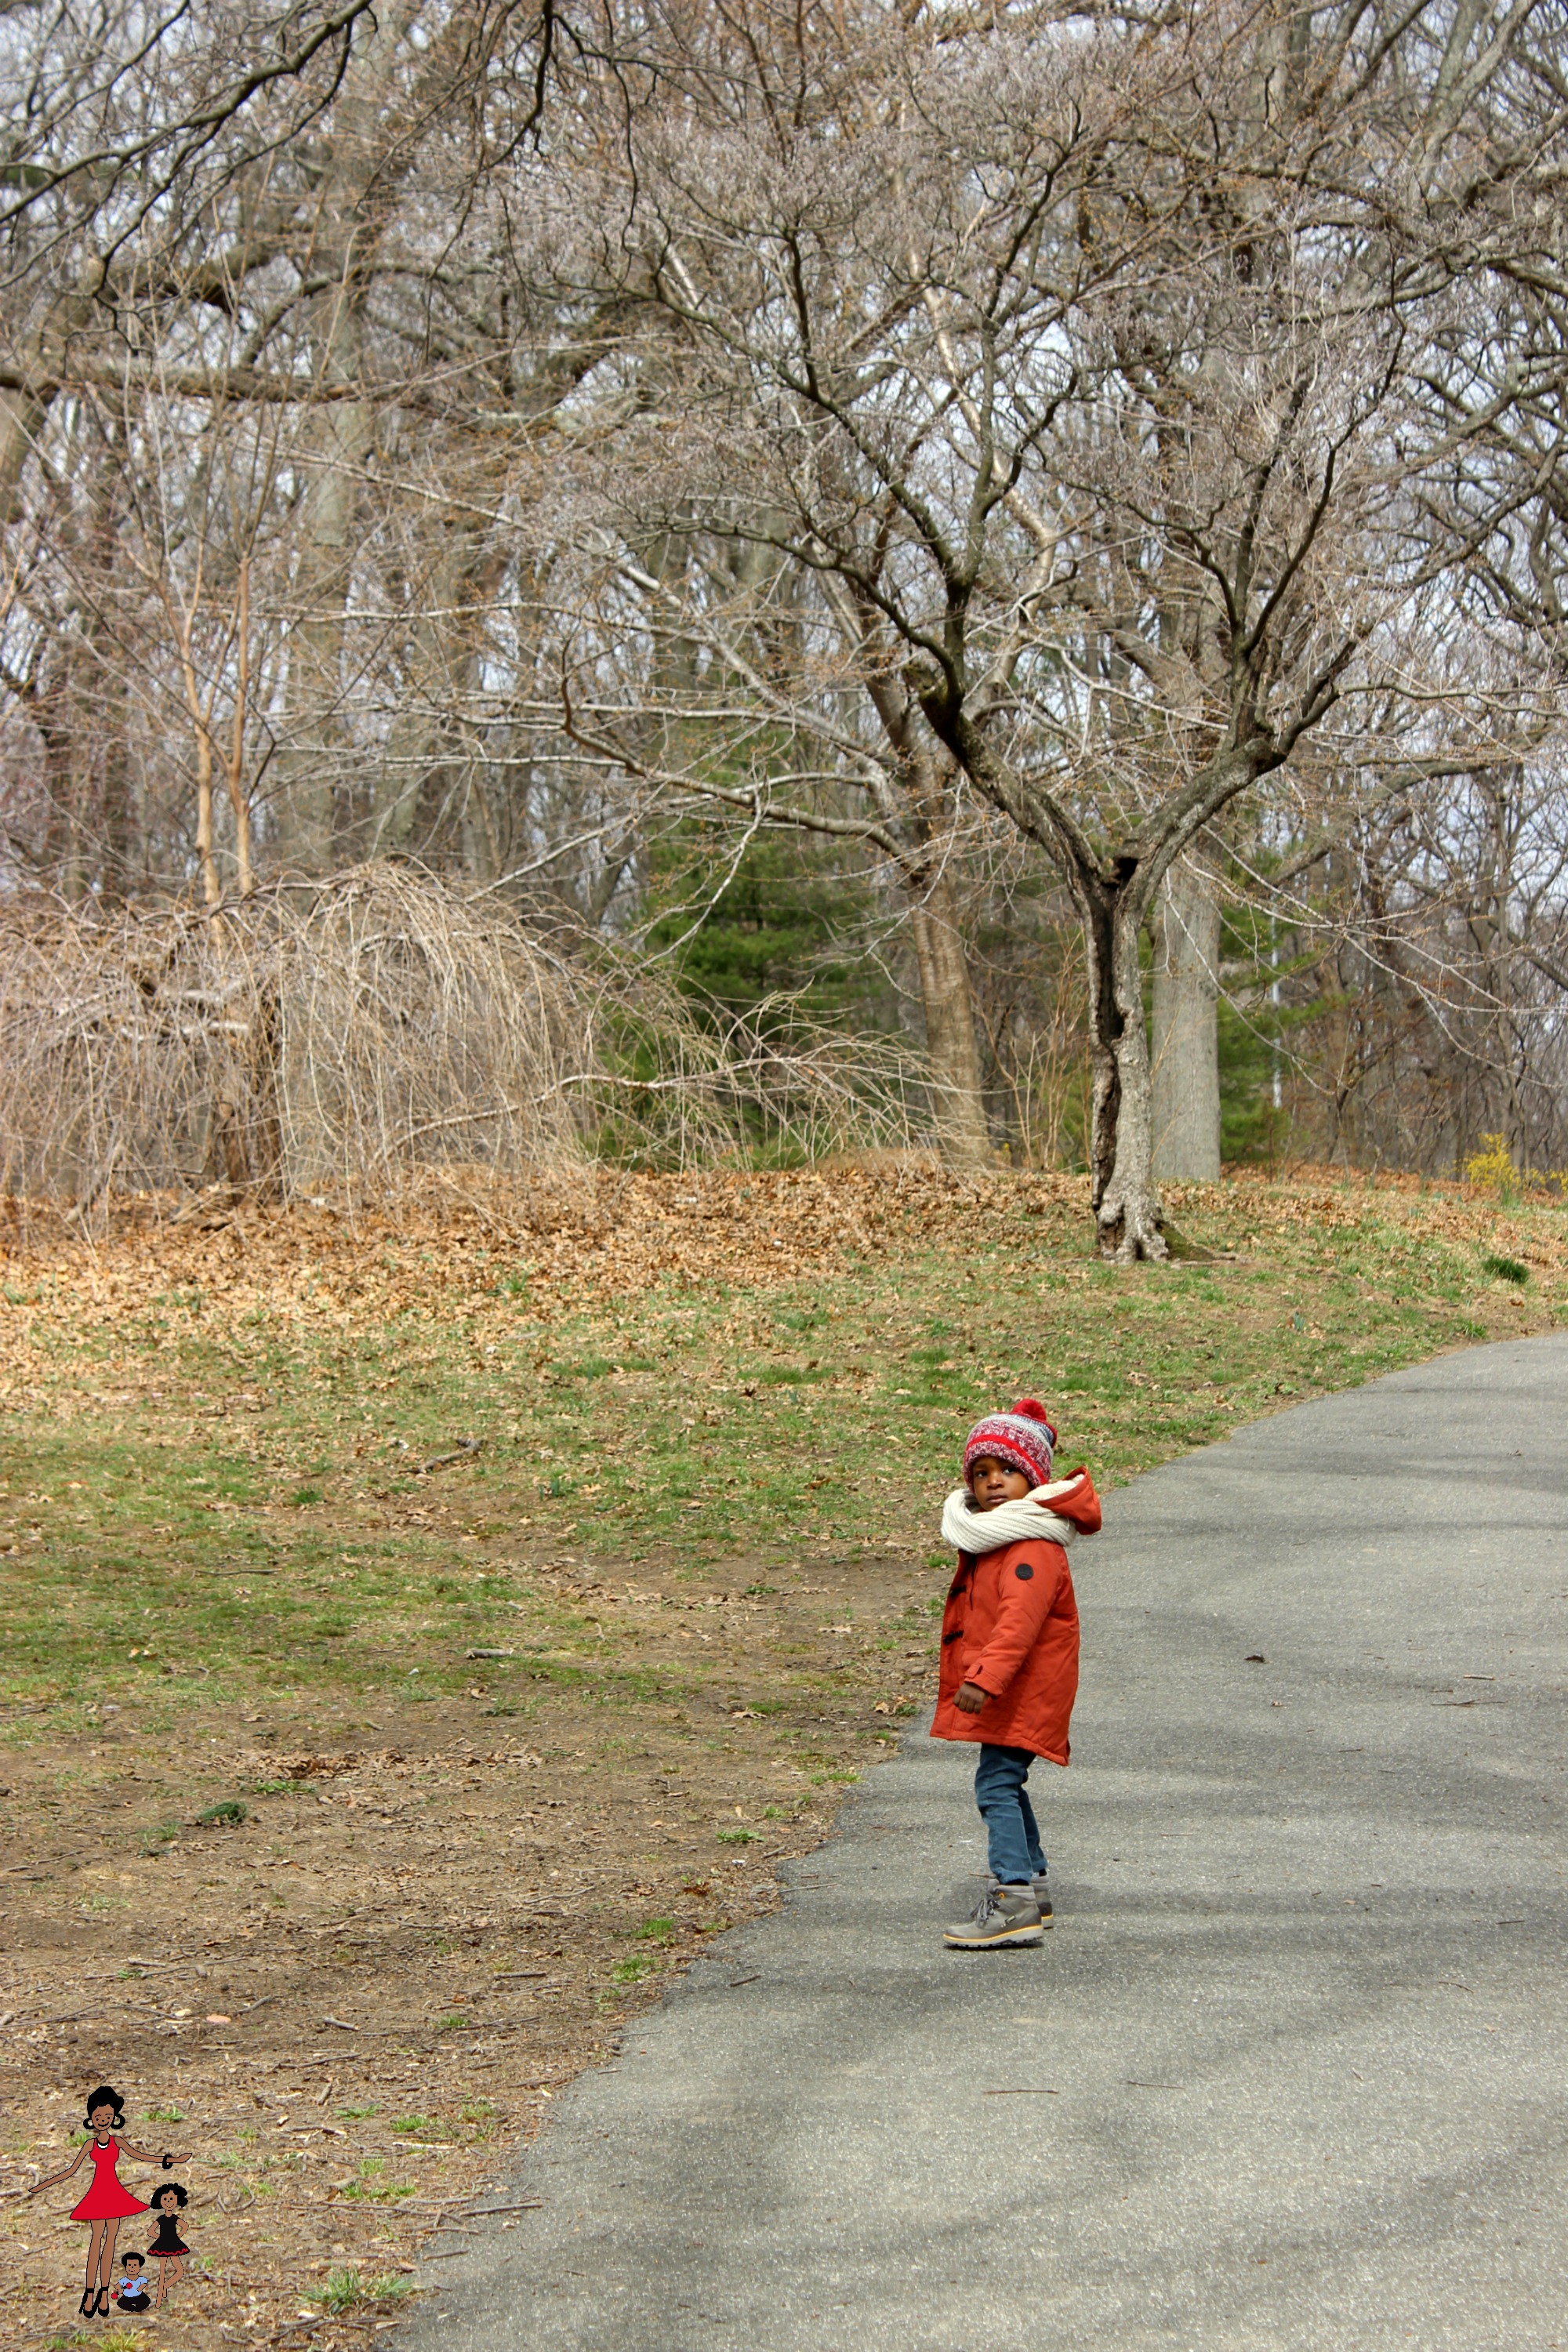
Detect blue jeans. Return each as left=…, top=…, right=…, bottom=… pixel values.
left=975, top=1744, right=1047, bottom=1886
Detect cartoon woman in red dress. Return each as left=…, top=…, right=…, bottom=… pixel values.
left=28, top=2085, right=187, bottom=2318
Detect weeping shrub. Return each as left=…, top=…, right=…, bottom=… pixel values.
left=0, top=864, right=919, bottom=1207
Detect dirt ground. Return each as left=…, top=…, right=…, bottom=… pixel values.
left=2, top=1555, right=931, bottom=2350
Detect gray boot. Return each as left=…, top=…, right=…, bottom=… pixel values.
left=986, top=1870, right=1053, bottom=1925
left=944, top=1883, right=1044, bottom=1949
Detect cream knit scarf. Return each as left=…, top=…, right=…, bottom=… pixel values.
left=939, top=1472, right=1089, bottom=1557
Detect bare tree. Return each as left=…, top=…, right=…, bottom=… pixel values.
left=529, top=0, right=1565, bottom=1246
left=0, top=0, right=390, bottom=523
left=0, top=0, right=579, bottom=889
left=1151, top=853, right=1221, bottom=1182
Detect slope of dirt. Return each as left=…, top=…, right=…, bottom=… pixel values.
left=2, top=1558, right=931, bottom=2351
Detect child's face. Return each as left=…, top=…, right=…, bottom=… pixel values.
left=968, top=1455, right=1033, bottom=1510
left=124, top=2259, right=143, bottom=2277
left=157, top=2190, right=177, bottom=2212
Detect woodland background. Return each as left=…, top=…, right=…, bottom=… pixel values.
left=2, top=0, right=1567, bottom=1249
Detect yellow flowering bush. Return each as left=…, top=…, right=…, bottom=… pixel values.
left=1465, top=1134, right=1519, bottom=1203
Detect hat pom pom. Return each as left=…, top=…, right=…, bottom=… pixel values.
left=1013, top=1398, right=1049, bottom=1421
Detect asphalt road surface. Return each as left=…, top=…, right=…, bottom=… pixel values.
left=397, top=1334, right=1568, bottom=2351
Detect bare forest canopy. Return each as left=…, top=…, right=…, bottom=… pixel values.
left=2, top=0, right=1566, bottom=1245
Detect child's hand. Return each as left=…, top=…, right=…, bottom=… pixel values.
left=954, top=1680, right=986, bottom=1714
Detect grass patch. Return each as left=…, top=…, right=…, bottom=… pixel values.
left=338, top=2158, right=417, bottom=2203
left=0, top=1166, right=1563, bottom=1737
left=321, top=2264, right=412, bottom=2313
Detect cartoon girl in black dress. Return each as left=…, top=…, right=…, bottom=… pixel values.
left=147, top=2180, right=194, bottom=2309
left=27, top=2085, right=187, bottom=2318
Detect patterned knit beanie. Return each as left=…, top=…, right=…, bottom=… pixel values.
left=963, top=1399, right=1058, bottom=1489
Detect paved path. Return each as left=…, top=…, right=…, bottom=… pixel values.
left=399, top=1336, right=1568, bottom=2351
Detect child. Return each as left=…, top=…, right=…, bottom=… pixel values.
left=115, top=2251, right=153, bottom=2312
left=147, top=2180, right=192, bottom=2308
left=931, top=1399, right=1101, bottom=1948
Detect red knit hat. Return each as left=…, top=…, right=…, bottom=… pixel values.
left=963, top=1399, right=1058, bottom=1489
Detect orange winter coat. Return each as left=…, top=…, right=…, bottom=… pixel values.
left=930, top=1469, right=1102, bottom=1764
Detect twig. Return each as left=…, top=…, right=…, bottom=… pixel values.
left=416, top=1439, right=482, bottom=1475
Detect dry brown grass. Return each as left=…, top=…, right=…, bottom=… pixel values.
left=0, top=867, right=918, bottom=1215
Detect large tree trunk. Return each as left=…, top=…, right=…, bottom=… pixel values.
left=0, top=266, right=105, bottom=529
left=379, top=529, right=506, bottom=863
left=272, top=314, right=370, bottom=868
left=907, top=870, right=990, bottom=1167
left=1080, top=874, right=1168, bottom=1260
left=1151, top=855, right=1221, bottom=1180
left=270, top=17, right=417, bottom=869
left=946, top=706, right=1276, bottom=1251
